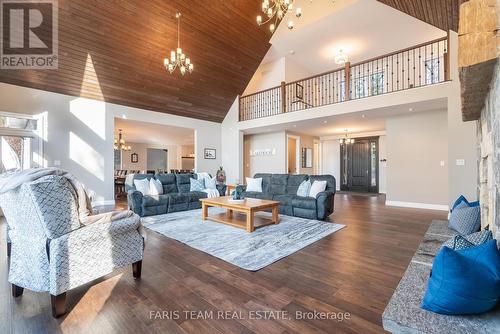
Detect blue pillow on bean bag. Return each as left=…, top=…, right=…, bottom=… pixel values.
left=442, top=230, right=493, bottom=250
left=448, top=202, right=481, bottom=235
left=451, top=195, right=479, bottom=212
left=422, top=240, right=500, bottom=315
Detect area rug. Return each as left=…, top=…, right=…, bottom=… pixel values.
left=141, top=208, right=345, bottom=271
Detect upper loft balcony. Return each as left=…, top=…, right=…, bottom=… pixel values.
left=239, top=36, right=450, bottom=122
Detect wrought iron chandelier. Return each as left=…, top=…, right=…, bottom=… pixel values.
left=114, top=129, right=131, bottom=151
left=339, top=129, right=355, bottom=144
left=257, top=0, right=303, bottom=33
left=164, top=11, right=193, bottom=75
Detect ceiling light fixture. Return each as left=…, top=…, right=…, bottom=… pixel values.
left=114, top=129, right=131, bottom=151
left=339, top=129, right=355, bottom=145
left=164, top=12, right=193, bottom=75
left=257, top=0, right=303, bottom=33
left=335, top=49, right=349, bottom=65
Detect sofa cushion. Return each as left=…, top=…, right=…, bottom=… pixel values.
left=292, top=196, right=317, bottom=210
left=155, top=173, right=178, bottom=194
left=269, top=174, right=288, bottom=195
left=287, top=174, right=308, bottom=194
left=448, top=202, right=481, bottom=235
left=141, top=195, right=168, bottom=216
left=176, top=173, right=194, bottom=193
left=243, top=191, right=273, bottom=200
left=188, top=191, right=207, bottom=202
left=254, top=173, right=272, bottom=193
left=309, top=175, right=336, bottom=192
left=421, top=240, right=500, bottom=315
left=167, top=193, right=190, bottom=213
left=134, top=178, right=151, bottom=195
left=273, top=194, right=293, bottom=206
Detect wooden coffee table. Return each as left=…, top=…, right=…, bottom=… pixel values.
left=200, top=196, right=279, bottom=232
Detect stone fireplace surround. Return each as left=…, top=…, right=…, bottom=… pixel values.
left=478, top=60, right=500, bottom=241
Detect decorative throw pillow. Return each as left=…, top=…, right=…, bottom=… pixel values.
left=296, top=180, right=311, bottom=197
left=134, top=178, right=151, bottom=195
left=443, top=230, right=493, bottom=250
left=448, top=202, right=481, bottom=235
left=451, top=195, right=480, bottom=212
left=149, top=178, right=163, bottom=195
left=190, top=178, right=205, bottom=192
left=204, top=176, right=217, bottom=190
left=309, top=180, right=327, bottom=198
left=421, top=240, right=500, bottom=315
left=246, top=177, right=262, bottom=192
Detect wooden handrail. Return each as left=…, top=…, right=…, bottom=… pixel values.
left=349, top=36, right=448, bottom=68
left=239, top=36, right=450, bottom=121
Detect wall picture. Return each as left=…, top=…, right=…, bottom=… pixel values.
left=204, top=148, right=216, bottom=159
left=295, top=83, right=304, bottom=100
left=131, top=152, right=138, bottom=163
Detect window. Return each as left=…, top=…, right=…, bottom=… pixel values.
left=0, top=112, right=41, bottom=173
left=352, top=72, right=384, bottom=99
left=425, top=58, right=440, bottom=84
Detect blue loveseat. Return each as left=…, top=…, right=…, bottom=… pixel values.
left=125, top=173, right=226, bottom=217
left=236, top=173, right=336, bottom=220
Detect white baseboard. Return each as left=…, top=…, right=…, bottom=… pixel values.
left=385, top=200, right=449, bottom=211
left=91, top=200, right=116, bottom=207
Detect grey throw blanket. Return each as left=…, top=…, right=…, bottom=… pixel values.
left=0, top=167, right=135, bottom=224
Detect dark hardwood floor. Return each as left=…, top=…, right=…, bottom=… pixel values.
left=1, top=193, right=446, bottom=334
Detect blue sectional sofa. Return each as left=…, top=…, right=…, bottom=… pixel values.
left=125, top=173, right=226, bottom=217
left=236, top=173, right=336, bottom=220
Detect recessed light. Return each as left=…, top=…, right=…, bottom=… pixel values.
left=289, top=50, right=295, bottom=55
left=323, top=120, right=328, bottom=124
left=361, top=114, right=366, bottom=118
left=293, top=124, right=297, bottom=128
left=409, top=107, right=413, bottom=112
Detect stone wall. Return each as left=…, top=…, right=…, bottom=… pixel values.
left=478, top=59, right=500, bottom=240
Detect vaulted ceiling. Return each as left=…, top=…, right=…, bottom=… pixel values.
left=0, top=0, right=467, bottom=123
left=377, top=0, right=467, bottom=32
left=0, top=0, right=271, bottom=123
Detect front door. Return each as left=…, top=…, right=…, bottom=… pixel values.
left=340, top=137, right=378, bottom=193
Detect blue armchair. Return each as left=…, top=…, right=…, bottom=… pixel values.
left=0, top=175, right=144, bottom=317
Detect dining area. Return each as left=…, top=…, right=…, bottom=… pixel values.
left=114, top=169, right=195, bottom=197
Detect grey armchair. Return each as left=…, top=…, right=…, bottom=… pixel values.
left=0, top=175, right=144, bottom=317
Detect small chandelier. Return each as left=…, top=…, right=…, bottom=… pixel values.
left=164, top=11, right=193, bottom=75
left=335, top=49, right=349, bottom=65
left=257, top=0, right=302, bottom=33
left=339, top=129, right=355, bottom=144
left=114, top=129, right=131, bottom=151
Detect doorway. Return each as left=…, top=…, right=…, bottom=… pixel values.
left=340, top=137, right=379, bottom=193
left=287, top=135, right=300, bottom=174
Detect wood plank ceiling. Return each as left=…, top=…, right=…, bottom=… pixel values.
left=0, top=0, right=271, bottom=123
left=377, top=0, right=468, bottom=32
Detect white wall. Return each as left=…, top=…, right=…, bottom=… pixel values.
left=0, top=82, right=221, bottom=205
left=221, top=97, right=244, bottom=184
left=320, top=140, right=341, bottom=190
left=243, top=58, right=286, bottom=95
left=446, top=32, right=478, bottom=204
left=386, top=110, right=449, bottom=209
left=243, top=131, right=287, bottom=178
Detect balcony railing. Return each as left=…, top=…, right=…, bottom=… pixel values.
left=239, top=36, right=450, bottom=121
